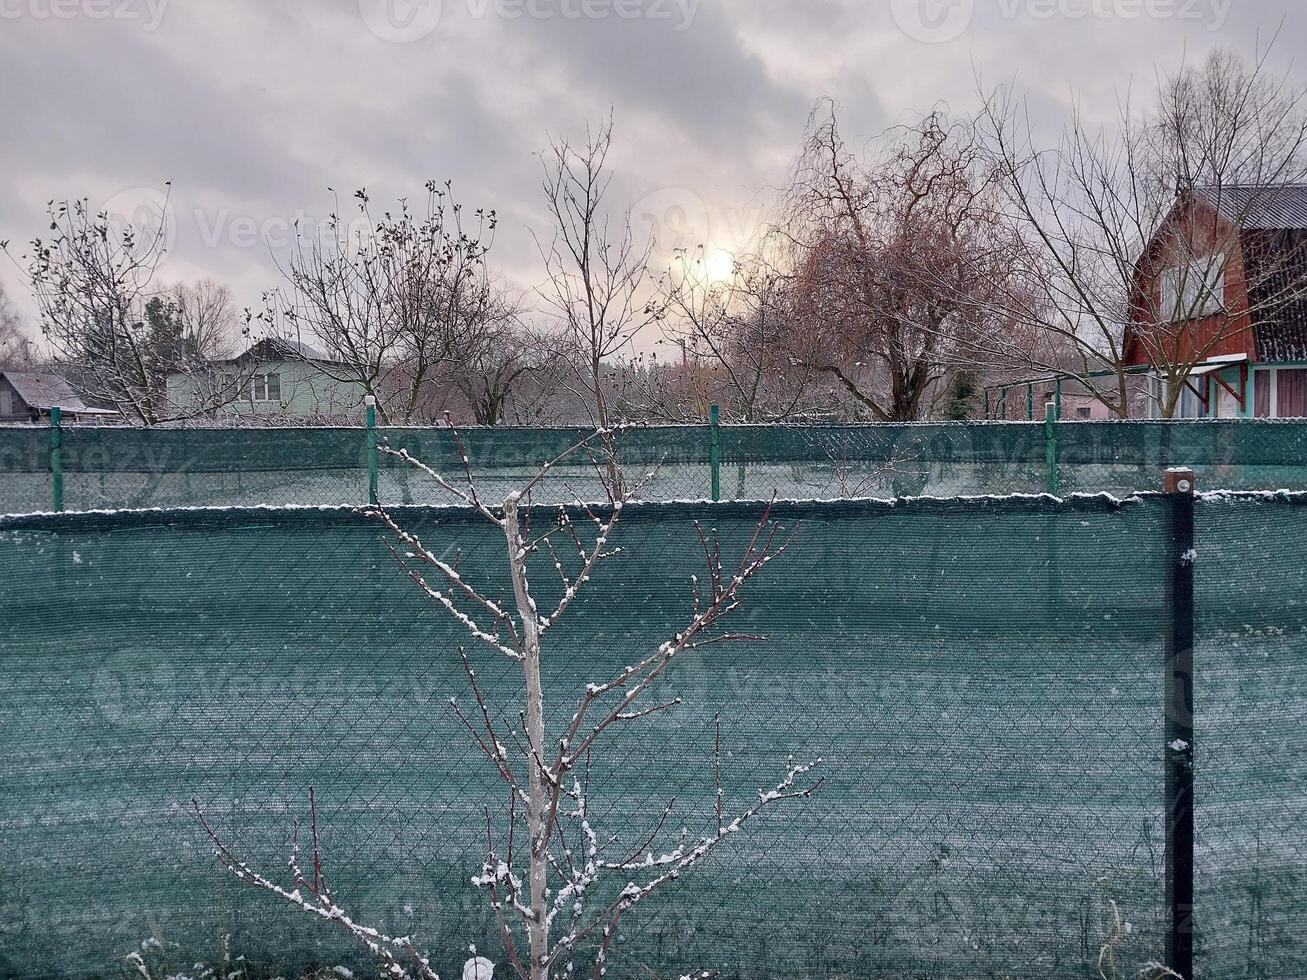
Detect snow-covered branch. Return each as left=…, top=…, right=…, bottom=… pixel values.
left=193, top=793, right=441, bottom=980
left=193, top=427, right=818, bottom=980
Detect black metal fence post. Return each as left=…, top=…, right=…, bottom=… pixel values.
left=1163, top=467, right=1197, bottom=979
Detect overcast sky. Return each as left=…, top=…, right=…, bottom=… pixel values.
left=1, top=0, right=1303, bottom=341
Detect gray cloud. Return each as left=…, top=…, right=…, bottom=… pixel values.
left=1, top=0, right=1302, bottom=337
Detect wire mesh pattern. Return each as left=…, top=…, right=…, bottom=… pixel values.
left=5, top=421, right=1307, bottom=513
left=2, top=496, right=1304, bottom=978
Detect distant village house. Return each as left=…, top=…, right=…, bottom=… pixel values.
left=0, top=370, right=117, bottom=423
left=1127, top=184, right=1307, bottom=418
left=167, top=338, right=368, bottom=421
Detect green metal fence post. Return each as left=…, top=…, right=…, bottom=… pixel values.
left=709, top=405, right=721, bottom=502
left=1027, top=384, right=1035, bottom=421
left=1162, top=467, right=1197, bottom=980
left=1044, top=402, right=1060, bottom=496
left=365, top=396, right=379, bottom=506
left=49, top=406, right=63, bottom=513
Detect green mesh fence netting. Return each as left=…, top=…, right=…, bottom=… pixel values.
left=2, top=495, right=1304, bottom=978
left=4, top=421, right=1307, bottom=513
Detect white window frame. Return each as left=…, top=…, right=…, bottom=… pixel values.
left=250, top=372, right=283, bottom=403
left=1160, top=252, right=1227, bottom=322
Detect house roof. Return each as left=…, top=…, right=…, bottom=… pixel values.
left=1194, top=184, right=1307, bottom=231
left=1243, top=227, right=1307, bottom=361
left=222, top=337, right=335, bottom=366
left=1, top=371, right=92, bottom=412
left=267, top=338, right=329, bottom=361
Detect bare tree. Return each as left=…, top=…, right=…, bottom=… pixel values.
left=3, top=191, right=240, bottom=422
left=0, top=279, right=35, bottom=368
left=657, top=244, right=822, bottom=422
left=195, top=434, right=820, bottom=980
left=264, top=181, right=497, bottom=424
left=782, top=103, right=1017, bottom=421
left=169, top=278, right=239, bottom=361
left=976, top=46, right=1307, bottom=417
left=442, top=293, right=561, bottom=426
left=536, top=118, right=664, bottom=446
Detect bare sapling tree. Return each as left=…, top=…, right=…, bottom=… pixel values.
left=976, top=45, right=1307, bottom=417
left=193, top=431, right=821, bottom=980
left=656, top=243, right=822, bottom=423
left=536, top=118, right=664, bottom=479
left=262, top=180, right=497, bottom=423
left=782, top=102, right=1017, bottom=422
left=2, top=190, right=244, bottom=422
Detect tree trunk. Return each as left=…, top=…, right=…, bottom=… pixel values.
left=503, top=496, right=550, bottom=980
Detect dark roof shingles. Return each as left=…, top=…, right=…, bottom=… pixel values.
left=1195, top=184, right=1307, bottom=231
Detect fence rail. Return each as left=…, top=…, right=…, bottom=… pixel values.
left=1, top=492, right=1304, bottom=978
left=4, top=416, right=1307, bottom=514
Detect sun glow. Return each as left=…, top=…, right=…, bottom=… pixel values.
left=703, top=247, right=736, bottom=284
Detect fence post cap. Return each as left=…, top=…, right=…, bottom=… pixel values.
left=1164, top=468, right=1197, bottom=494
left=364, top=395, right=377, bottom=408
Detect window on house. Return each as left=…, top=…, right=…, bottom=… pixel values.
left=1175, top=379, right=1204, bottom=419
left=0, top=388, right=11, bottom=416
left=1160, top=254, right=1226, bottom=321
left=1076, top=407, right=1092, bottom=419
left=250, top=373, right=282, bottom=402
left=1280, top=369, right=1307, bottom=418
left=1255, top=369, right=1273, bottom=418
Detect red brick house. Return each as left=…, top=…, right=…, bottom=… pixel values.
left=1125, top=184, right=1307, bottom=418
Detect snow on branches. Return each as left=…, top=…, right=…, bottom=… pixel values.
left=193, top=427, right=821, bottom=980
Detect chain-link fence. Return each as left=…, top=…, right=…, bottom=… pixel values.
left=1, top=494, right=1303, bottom=979
left=4, top=420, right=1307, bottom=513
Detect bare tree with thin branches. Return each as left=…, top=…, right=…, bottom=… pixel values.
left=260, top=181, right=498, bottom=424
left=194, top=434, right=820, bottom=980
left=535, top=118, right=665, bottom=473
left=657, top=244, right=822, bottom=423
left=781, top=103, right=1018, bottom=422
left=0, top=279, right=34, bottom=368
left=3, top=190, right=243, bottom=422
